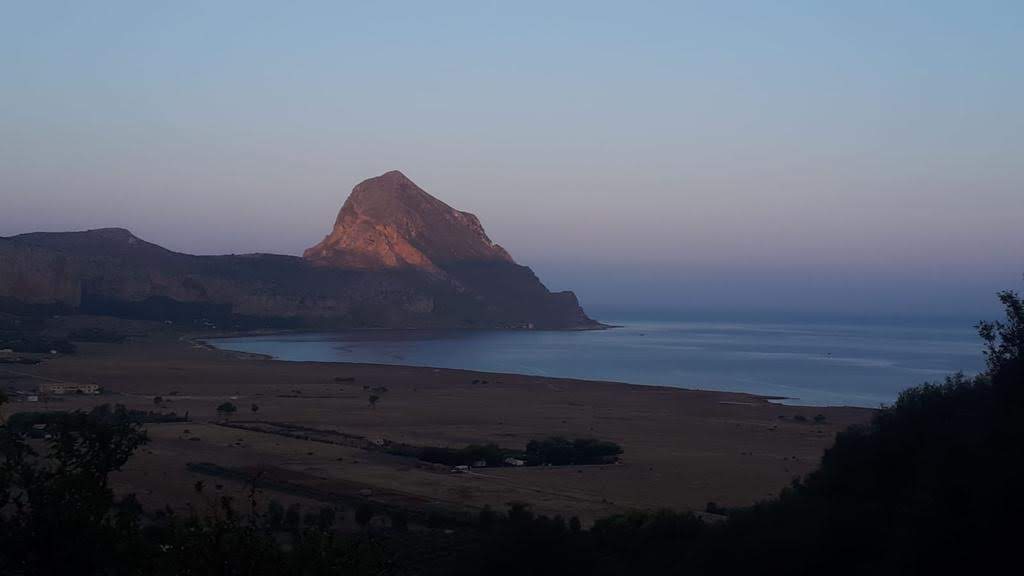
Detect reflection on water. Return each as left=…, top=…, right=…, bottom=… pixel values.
left=208, top=320, right=984, bottom=408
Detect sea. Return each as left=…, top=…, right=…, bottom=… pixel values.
left=208, top=318, right=986, bottom=408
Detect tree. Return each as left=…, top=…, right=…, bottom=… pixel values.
left=216, top=402, right=237, bottom=421
left=569, top=516, right=582, bottom=533
left=526, top=437, right=623, bottom=465
left=355, top=503, right=373, bottom=528
left=368, top=394, right=380, bottom=409
left=389, top=509, right=409, bottom=532
left=267, top=499, right=285, bottom=531
left=250, top=403, right=259, bottom=414
left=0, top=389, right=8, bottom=424
left=478, top=505, right=496, bottom=530
left=316, top=506, right=336, bottom=531
left=978, top=289, right=1024, bottom=374
left=0, top=404, right=150, bottom=573
left=153, top=395, right=163, bottom=406
left=284, top=503, right=301, bottom=531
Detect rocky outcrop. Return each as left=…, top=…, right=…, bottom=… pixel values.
left=304, top=170, right=513, bottom=274
left=0, top=173, right=599, bottom=330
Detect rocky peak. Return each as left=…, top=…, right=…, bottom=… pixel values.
left=304, top=171, right=513, bottom=273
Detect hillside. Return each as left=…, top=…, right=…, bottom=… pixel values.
left=0, top=173, right=598, bottom=330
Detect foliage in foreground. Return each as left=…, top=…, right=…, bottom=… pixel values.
left=0, top=290, right=1021, bottom=574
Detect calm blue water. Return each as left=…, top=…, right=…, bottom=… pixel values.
left=208, top=320, right=985, bottom=408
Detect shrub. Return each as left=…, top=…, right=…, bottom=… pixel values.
left=216, top=401, right=237, bottom=419
left=526, top=437, right=623, bottom=465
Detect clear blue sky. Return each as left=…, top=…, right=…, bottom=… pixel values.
left=2, top=1, right=1022, bottom=318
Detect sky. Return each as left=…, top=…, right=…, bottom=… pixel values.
left=2, top=1, right=1022, bottom=319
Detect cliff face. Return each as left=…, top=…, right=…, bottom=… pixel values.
left=302, top=171, right=595, bottom=328
left=304, top=171, right=513, bottom=274
left=0, top=172, right=599, bottom=329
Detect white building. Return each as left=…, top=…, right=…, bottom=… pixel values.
left=38, top=382, right=100, bottom=395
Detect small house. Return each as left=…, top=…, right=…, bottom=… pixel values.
left=38, top=382, right=100, bottom=395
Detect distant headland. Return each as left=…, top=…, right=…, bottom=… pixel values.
left=0, top=171, right=600, bottom=330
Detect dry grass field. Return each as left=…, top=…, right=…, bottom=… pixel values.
left=2, top=325, right=872, bottom=526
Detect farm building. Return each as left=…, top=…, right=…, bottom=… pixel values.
left=38, top=382, right=100, bottom=395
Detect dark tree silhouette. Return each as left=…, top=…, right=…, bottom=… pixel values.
left=216, top=401, right=237, bottom=420
left=355, top=503, right=373, bottom=528
left=978, top=289, right=1024, bottom=372
left=0, top=405, right=149, bottom=574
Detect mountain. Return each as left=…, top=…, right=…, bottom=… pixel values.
left=305, top=170, right=513, bottom=274
left=0, top=172, right=599, bottom=330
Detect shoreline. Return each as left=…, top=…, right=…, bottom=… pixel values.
left=196, top=333, right=876, bottom=410
left=6, top=328, right=874, bottom=523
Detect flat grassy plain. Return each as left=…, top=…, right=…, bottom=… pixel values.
left=2, top=320, right=872, bottom=526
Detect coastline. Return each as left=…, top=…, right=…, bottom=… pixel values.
left=7, top=330, right=873, bottom=524
left=199, top=333, right=806, bottom=407
left=198, top=329, right=899, bottom=410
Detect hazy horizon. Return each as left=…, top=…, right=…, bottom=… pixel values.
left=3, top=2, right=1022, bottom=318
